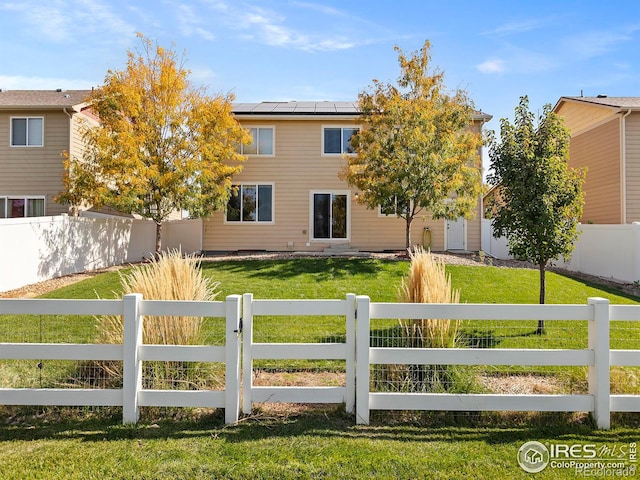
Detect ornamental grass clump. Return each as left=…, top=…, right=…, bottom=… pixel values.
left=376, top=247, right=468, bottom=393
left=96, top=250, right=221, bottom=389
left=399, top=247, right=460, bottom=349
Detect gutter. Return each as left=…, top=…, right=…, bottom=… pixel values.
left=621, top=109, right=632, bottom=223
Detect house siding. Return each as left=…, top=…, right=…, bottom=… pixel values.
left=202, top=117, right=484, bottom=253
left=569, top=117, right=621, bottom=223
left=625, top=113, right=640, bottom=222
left=557, top=101, right=617, bottom=136
left=0, top=109, right=70, bottom=216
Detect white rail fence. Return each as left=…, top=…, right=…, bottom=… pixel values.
left=1, top=295, right=638, bottom=428
left=0, top=294, right=241, bottom=424
left=355, top=297, right=638, bottom=428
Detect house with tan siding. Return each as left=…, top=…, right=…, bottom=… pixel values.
left=0, top=89, right=93, bottom=218
left=203, top=101, right=491, bottom=253
left=554, top=96, right=640, bottom=224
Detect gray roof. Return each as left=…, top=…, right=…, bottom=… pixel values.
left=0, top=89, right=92, bottom=109
left=233, top=101, right=492, bottom=120
left=559, top=96, right=640, bottom=110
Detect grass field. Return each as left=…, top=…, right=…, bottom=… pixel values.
left=1, top=258, right=639, bottom=478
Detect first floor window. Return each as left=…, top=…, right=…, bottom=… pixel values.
left=313, top=192, right=348, bottom=239
left=11, top=117, right=44, bottom=146
left=380, top=196, right=410, bottom=216
left=0, top=196, right=45, bottom=218
left=226, top=184, right=273, bottom=222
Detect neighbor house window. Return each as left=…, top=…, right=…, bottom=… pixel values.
left=11, top=117, right=44, bottom=146
left=379, top=196, right=410, bottom=217
left=241, top=127, right=274, bottom=155
left=323, top=127, right=359, bottom=154
left=226, top=184, right=273, bottom=222
left=0, top=196, right=45, bottom=218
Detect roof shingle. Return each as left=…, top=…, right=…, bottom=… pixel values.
left=0, top=89, right=92, bottom=109
left=560, top=96, right=640, bottom=109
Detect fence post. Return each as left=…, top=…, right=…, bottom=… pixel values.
left=122, top=293, right=143, bottom=424
left=242, top=293, right=254, bottom=415
left=345, top=293, right=356, bottom=414
left=356, top=295, right=371, bottom=425
left=588, top=297, right=610, bottom=429
left=225, top=295, right=242, bottom=424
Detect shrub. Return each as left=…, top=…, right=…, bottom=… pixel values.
left=398, top=247, right=460, bottom=349
left=376, top=247, right=469, bottom=393
left=96, top=250, right=221, bottom=389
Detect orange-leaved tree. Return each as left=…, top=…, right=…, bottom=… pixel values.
left=340, top=41, right=484, bottom=250
left=58, top=34, right=250, bottom=253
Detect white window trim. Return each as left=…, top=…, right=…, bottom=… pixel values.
left=321, top=125, right=360, bottom=156
left=309, top=190, right=351, bottom=242
left=0, top=195, right=46, bottom=218
left=10, top=116, right=44, bottom=147
left=223, top=182, right=275, bottom=225
left=240, top=126, right=276, bottom=157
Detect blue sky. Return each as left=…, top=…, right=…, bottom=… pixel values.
left=1, top=0, right=640, bottom=144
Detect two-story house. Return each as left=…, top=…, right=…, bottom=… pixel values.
left=554, top=96, right=640, bottom=224
left=0, top=89, right=93, bottom=218
left=202, top=101, right=491, bottom=253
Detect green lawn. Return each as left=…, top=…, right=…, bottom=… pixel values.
left=1, top=258, right=639, bottom=479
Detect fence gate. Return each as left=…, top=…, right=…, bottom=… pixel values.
left=242, top=293, right=355, bottom=414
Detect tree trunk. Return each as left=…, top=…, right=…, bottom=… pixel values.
left=405, top=216, right=414, bottom=251
left=536, top=260, right=546, bottom=335
left=155, top=221, right=162, bottom=255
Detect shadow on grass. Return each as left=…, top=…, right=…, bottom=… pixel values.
left=552, top=270, right=640, bottom=303
left=201, top=258, right=382, bottom=281
left=1, top=406, right=638, bottom=445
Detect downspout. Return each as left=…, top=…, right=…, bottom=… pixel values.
left=63, top=108, right=76, bottom=216
left=621, top=109, right=632, bottom=224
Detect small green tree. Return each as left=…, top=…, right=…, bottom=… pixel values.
left=340, top=41, right=483, bottom=250
left=487, top=96, right=585, bottom=334
left=57, top=34, right=250, bottom=253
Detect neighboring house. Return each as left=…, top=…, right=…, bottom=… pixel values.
left=554, top=96, right=640, bottom=224
left=202, top=101, right=492, bottom=253
left=0, top=89, right=93, bottom=218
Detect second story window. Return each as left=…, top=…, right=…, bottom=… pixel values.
left=323, top=127, right=359, bottom=155
left=11, top=117, right=44, bottom=147
left=241, top=127, right=274, bottom=155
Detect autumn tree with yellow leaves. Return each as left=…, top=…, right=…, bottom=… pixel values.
left=58, top=34, right=249, bottom=253
left=340, top=41, right=484, bottom=250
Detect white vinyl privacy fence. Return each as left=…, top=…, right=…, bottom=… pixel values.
left=0, top=216, right=203, bottom=292
left=482, top=220, right=640, bottom=283
left=1, top=295, right=638, bottom=428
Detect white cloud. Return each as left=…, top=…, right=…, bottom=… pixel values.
left=176, top=3, right=216, bottom=41
left=562, top=26, right=640, bottom=59
left=0, top=0, right=134, bottom=45
left=0, top=75, right=96, bottom=90
left=199, top=0, right=385, bottom=52
left=482, top=19, right=548, bottom=37
left=477, top=58, right=506, bottom=74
